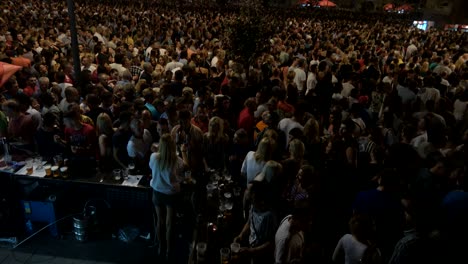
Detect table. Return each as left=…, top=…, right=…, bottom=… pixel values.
left=1, top=162, right=154, bottom=239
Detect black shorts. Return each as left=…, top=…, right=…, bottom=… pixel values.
left=152, top=190, right=179, bottom=208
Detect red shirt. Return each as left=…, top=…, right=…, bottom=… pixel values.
left=191, top=117, right=208, bottom=133
left=238, top=107, right=255, bottom=137
left=64, top=123, right=96, bottom=157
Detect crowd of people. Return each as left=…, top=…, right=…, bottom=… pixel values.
left=1, top=0, right=468, bottom=263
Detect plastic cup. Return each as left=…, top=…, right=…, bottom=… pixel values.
left=51, top=166, right=59, bottom=178
left=60, top=166, right=68, bottom=179
left=44, top=165, right=52, bottom=177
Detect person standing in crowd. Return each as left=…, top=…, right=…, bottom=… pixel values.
left=2, top=99, right=35, bottom=153
left=149, top=133, right=188, bottom=261
left=127, top=118, right=153, bottom=172
left=234, top=181, right=278, bottom=264
left=112, top=111, right=133, bottom=169
left=274, top=201, right=311, bottom=264
left=199, top=116, right=228, bottom=170
left=96, top=113, right=114, bottom=172
left=55, top=103, right=96, bottom=174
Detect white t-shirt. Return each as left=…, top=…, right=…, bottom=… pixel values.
left=341, top=82, right=355, bottom=97
left=165, top=61, right=184, bottom=72
left=332, top=234, right=368, bottom=264
left=293, top=68, right=306, bottom=92
left=127, top=129, right=152, bottom=159
left=418, top=87, right=440, bottom=105
left=149, top=153, right=184, bottom=195
left=454, top=99, right=468, bottom=121
left=306, top=72, right=317, bottom=96
left=241, top=151, right=266, bottom=184
left=274, top=215, right=304, bottom=264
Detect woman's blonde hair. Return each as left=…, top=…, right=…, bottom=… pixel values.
left=207, top=116, right=225, bottom=142
left=255, top=137, right=273, bottom=162
left=257, top=160, right=282, bottom=183
left=289, top=139, right=305, bottom=160
left=303, top=117, right=320, bottom=144
left=96, top=113, right=114, bottom=137
left=157, top=133, right=178, bottom=171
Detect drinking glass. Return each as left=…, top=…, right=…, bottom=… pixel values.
left=113, top=169, right=122, bottom=181
left=224, top=173, right=232, bottom=182
left=196, top=242, right=207, bottom=262
left=206, top=183, right=216, bottom=198
left=220, top=248, right=230, bottom=264
left=122, top=168, right=129, bottom=180
left=53, top=155, right=63, bottom=167
left=230, top=243, right=240, bottom=262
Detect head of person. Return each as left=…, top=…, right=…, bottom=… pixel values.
left=130, top=118, right=144, bottom=138
left=63, top=103, right=82, bottom=128
left=290, top=200, right=313, bottom=232
left=208, top=116, right=224, bottom=139
left=349, top=214, right=374, bottom=244
left=64, top=86, right=79, bottom=102
left=96, top=113, right=113, bottom=136
left=233, top=128, right=248, bottom=145
left=289, top=138, right=305, bottom=160
left=298, top=165, right=320, bottom=192
left=255, top=137, right=274, bottom=162
left=4, top=76, right=19, bottom=95
left=244, top=98, right=257, bottom=113
left=2, top=99, right=21, bottom=119
left=142, top=88, right=155, bottom=104
left=42, top=112, right=59, bottom=129
left=38, top=77, right=50, bottom=92
left=178, top=109, right=192, bottom=132
left=157, top=118, right=170, bottom=137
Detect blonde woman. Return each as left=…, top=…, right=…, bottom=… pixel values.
left=96, top=113, right=114, bottom=172
left=202, top=116, right=229, bottom=171
left=149, top=134, right=188, bottom=259
left=282, top=139, right=306, bottom=192
left=303, top=117, right=322, bottom=168
left=241, top=137, right=274, bottom=185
